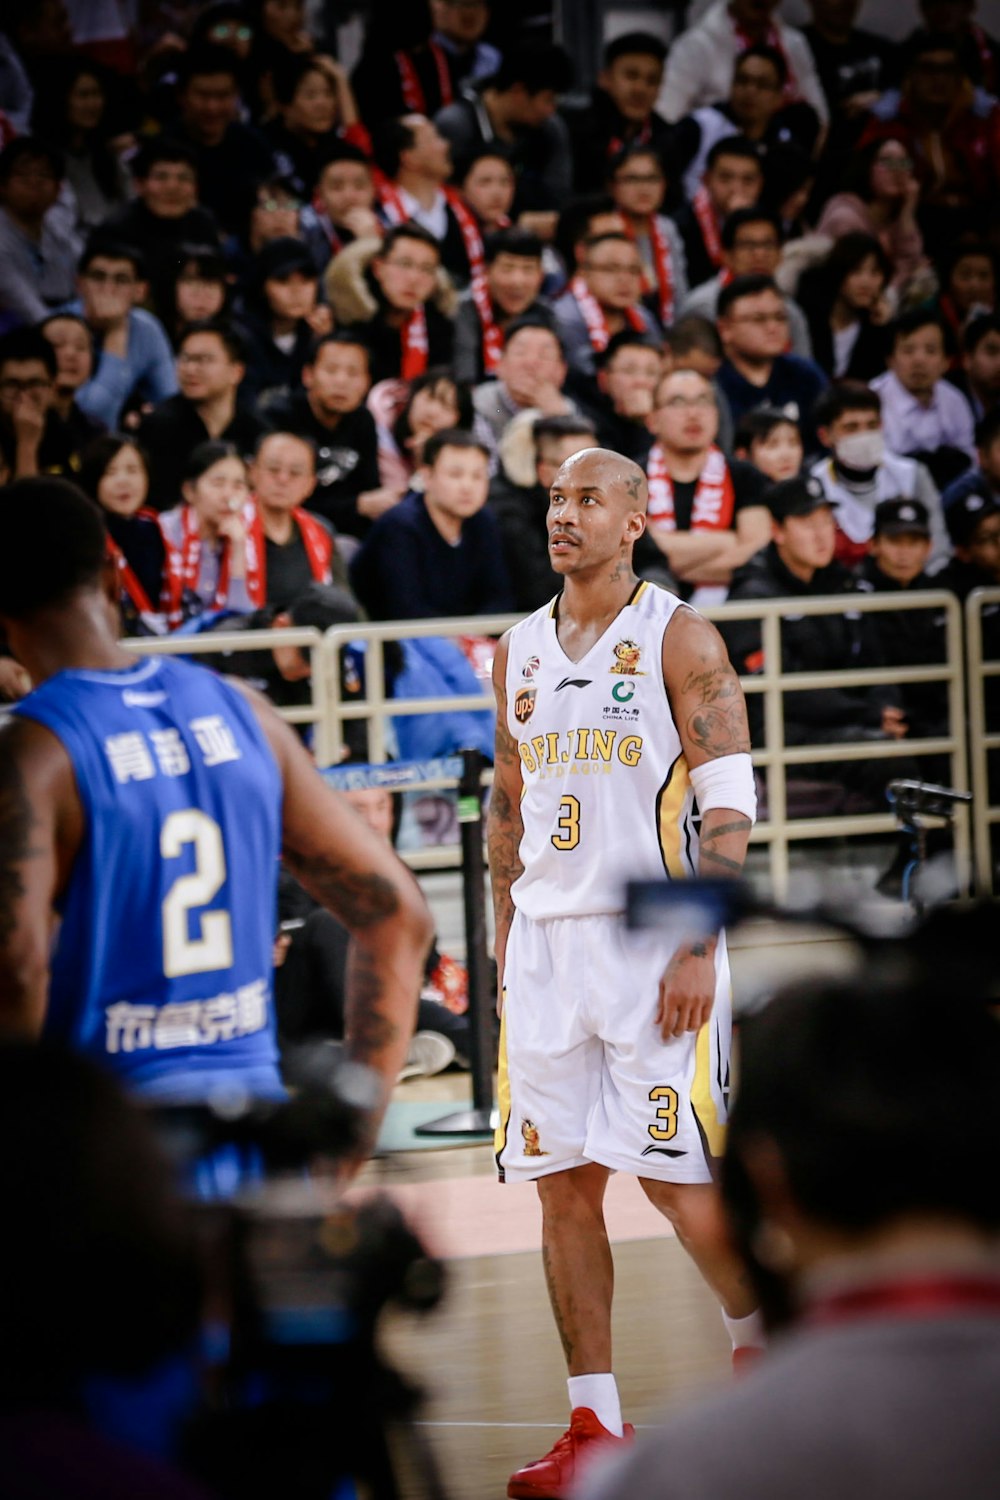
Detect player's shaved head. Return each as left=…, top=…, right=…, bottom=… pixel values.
left=552, top=446, right=648, bottom=513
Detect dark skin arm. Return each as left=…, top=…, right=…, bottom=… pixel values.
left=486, top=632, right=524, bottom=1018
left=657, top=609, right=753, bottom=1041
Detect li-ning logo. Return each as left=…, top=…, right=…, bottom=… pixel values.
left=555, top=677, right=591, bottom=691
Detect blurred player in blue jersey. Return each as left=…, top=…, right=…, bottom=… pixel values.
left=0, top=477, right=433, bottom=1168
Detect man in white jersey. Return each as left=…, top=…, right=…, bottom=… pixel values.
left=488, top=447, right=762, bottom=1500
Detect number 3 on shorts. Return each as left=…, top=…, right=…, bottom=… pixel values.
left=551, top=794, right=581, bottom=850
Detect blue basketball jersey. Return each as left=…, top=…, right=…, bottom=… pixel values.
left=14, top=656, right=285, bottom=1102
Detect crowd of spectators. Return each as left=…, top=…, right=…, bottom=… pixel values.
left=2, top=0, right=1000, bottom=807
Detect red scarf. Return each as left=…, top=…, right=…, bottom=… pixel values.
left=106, top=535, right=154, bottom=616
left=693, top=186, right=724, bottom=269
left=569, top=274, right=646, bottom=354
left=625, top=216, right=676, bottom=328
left=607, top=117, right=652, bottom=162
left=245, top=506, right=333, bottom=608
left=395, top=41, right=453, bottom=114
left=159, top=502, right=262, bottom=630
left=377, top=178, right=408, bottom=226
left=444, top=186, right=504, bottom=373
left=400, top=306, right=429, bottom=379
left=647, top=444, right=735, bottom=530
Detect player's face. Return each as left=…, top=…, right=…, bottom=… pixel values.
left=252, top=435, right=315, bottom=511
left=98, top=444, right=149, bottom=516
left=547, top=452, right=645, bottom=575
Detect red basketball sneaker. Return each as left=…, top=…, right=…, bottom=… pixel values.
left=507, top=1407, right=634, bottom=1499
left=732, top=1345, right=764, bottom=1376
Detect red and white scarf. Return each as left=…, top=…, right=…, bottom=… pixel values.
left=395, top=41, right=453, bottom=114
left=626, top=216, right=676, bottom=328
left=377, top=177, right=409, bottom=227
left=159, top=502, right=262, bottom=630
left=569, top=274, right=646, bottom=354
left=245, top=505, right=333, bottom=608
left=400, top=306, right=429, bottom=379
left=692, top=185, right=724, bottom=269
left=647, top=443, right=735, bottom=530
left=445, top=186, right=504, bottom=373
left=106, top=535, right=154, bottom=616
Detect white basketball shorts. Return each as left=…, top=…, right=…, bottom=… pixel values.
left=494, top=909, right=732, bottom=1185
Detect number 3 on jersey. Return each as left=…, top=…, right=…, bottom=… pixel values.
left=161, top=809, right=234, bottom=977
left=551, top=794, right=581, bottom=851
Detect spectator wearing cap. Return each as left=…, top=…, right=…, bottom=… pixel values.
left=452, top=227, right=550, bottom=386
left=715, top=275, right=828, bottom=450
left=61, top=239, right=178, bottom=430
left=948, top=313, right=1000, bottom=425
left=871, top=309, right=977, bottom=488
left=266, top=331, right=386, bottom=539
left=97, top=140, right=222, bottom=328
left=0, top=327, right=82, bottom=479
left=349, top=428, right=513, bottom=623
left=658, top=0, right=828, bottom=127
left=351, top=0, right=500, bottom=126
left=725, top=473, right=914, bottom=807
left=669, top=139, right=763, bottom=294
left=238, top=237, right=330, bottom=413
left=324, top=223, right=455, bottom=386
left=808, top=382, right=947, bottom=567
left=936, top=487, right=1000, bottom=602
left=472, top=317, right=579, bottom=465
left=942, top=407, right=1000, bottom=513
left=854, top=497, right=949, bottom=746
left=562, top=32, right=673, bottom=195
left=680, top=207, right=812, bottom=359
left=0, top=137, right=82, bottom=325
left=136, top=321, right=269, bottom=511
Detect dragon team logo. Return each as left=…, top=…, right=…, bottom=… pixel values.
left=521, top=655, right=540, bottom=680
left=514, top=686, right=537, bottom=724
left=521, top=1119, right=548, bottom=1157
left=610, top=639, right=645, bottom=675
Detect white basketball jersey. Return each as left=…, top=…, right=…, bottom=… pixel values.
left=507, top=581, right=698, bottom=920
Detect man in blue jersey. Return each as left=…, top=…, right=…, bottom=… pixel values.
left=0, top=477, right=433, bottom=1166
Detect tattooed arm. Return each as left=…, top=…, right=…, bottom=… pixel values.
left=655, top=609, right=753, bottom=1040
left=486, top=633, right=524, bottom=1017
left=250, top=694, right=433, bottom=1154
left=0, top=719, right=81, bottom=1035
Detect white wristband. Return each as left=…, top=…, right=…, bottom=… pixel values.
left=689, top=753, right=757, bottom=824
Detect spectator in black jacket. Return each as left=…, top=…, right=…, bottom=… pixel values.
left=797, top=232, right=893, bottom=382
left=238, top=236, right=329, bottom=413
left=669, top=136, right=762, bottom=291
left=452, top=227, right=549, bottom=385
left=562, top=32, right=672, bottom=194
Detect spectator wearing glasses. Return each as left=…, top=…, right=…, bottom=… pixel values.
left=680, top=207, right=811, bottom=359
left=715, top=275, right=828, bottom=449
left=553, top=232, right=660, bottom=393
left=607, top=146, right=688, bottom=334
left=816, top=137, right=928, bottom=299
left=0, top=137, right=81, bottom=325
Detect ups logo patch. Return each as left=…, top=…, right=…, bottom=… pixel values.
left=514, top=686, right=537, bottom=724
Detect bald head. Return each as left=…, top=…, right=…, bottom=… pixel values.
left=553, top=446, right=648, bottom=513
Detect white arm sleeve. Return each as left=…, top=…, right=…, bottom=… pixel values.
left=689, top=753, right=757, bottom=824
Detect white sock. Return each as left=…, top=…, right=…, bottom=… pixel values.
left=722, top=1307, right=766, bottom=1351
left=567, top=1374, right=623, bottom=1436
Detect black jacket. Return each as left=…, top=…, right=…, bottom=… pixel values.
left=562, top=88, right=675, bottom=194
left=854, top=556, right=949, bottom=736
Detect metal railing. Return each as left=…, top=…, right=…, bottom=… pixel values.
left=964, top=588, right=1000, bottom=893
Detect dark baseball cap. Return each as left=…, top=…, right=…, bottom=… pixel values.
left=765, top=474, right=836, bottom=522
left=945, top=486, right=1000, bottom=548
left=873, top=497, right=931, bottom=538
left=256, top=236, right=317, bottom=282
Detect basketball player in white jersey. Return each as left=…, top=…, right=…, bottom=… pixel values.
left=488, top=446, right=763, bottom=1500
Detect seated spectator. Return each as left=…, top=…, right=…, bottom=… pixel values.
left=733, top=406, right=805, bottom=483
left=908, top=0, right=1000, bottom=90
left=351, top=0, right=500, bottom=124
left=796, top=232, right=892, bottom=380
left=38, top=310, right=105, bottom=451
left=563, top=31, right=672, bottom=194
left=858, top=33, right=1000, bottom=256
left=301, top=141, right=382, bottom=269
left=607, top=146, right=688, bottom=331
left=942, top=406, right=1000, bottom=509
left=553, top=232, right=660, bottom=390
left=168, top=244, right=230, bottom=345
left=265, top=53, right=365, bottom=200
left=931, top=239, right=996, bottom=354
left=725, top=475, right=914, bottom=806
left=65, top=239, right=178, bottom=430
left=672, top=45, right=822, bottom=205
left=434, top=42, right=575, bottom=213
left=375, top=366, right=473, bottom=492
left=97, top=140, right=221, bottom=326
left=29, top=57, right=130, bottom=232
left=137, top=320, right=269, bottom=510
left=715, top=274, right=828, bottom=449
left=78, top=432, right=165, bottom=635
left=584, top=329, right=661, bottom=464
left=670, top=136, right=763, bottom=291
left=488, top=412, right=597, bottom=612
left=680, top=206, right=812, bottom=359
left=373, top=113, right=476, bottom=288
left=226, top=171, right=307, bottom=289
left=0, top=326, right=82, bottom=478
left=816, top=136, right=928, bottom=300
left=800, top=0, right=893, bottom=146
left=936, top=485, right=1000, bottom=600
left=871, top=309, right=976, bottom=485
left=854, top=496, right=948, bottom=745
left=163, top=44, right=277, bottom=237
left=157, top=439, right=256, bottom=628
left=949, top=312, right=1000, bottom=422
left=809, top=381, right=947, bottom=565
left=238, top=236, right=329, bottom=412
left=659, top=0, right=828, bottom=126
left=324, top=223, right=455, bottom=385
left=247, top=430, right=345, bottom=610
left=453, top=147, right=517, bottom=238
left=472, top=317, right=577, bottom=459
left=453, top=227, right=549, bottom=385
left=349, top=428, right=513, bottom=621
left=266, top=330, right=384, bottom=537
left=644, top=365, right=770, bottom=604
left=0, top=137, right=81, bottom=325
left=549, top=193, right=628, bottom=297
